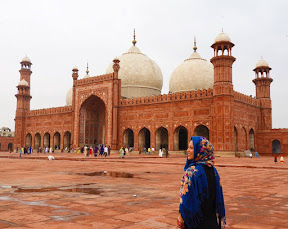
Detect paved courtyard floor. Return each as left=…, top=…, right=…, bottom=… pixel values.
left=0, top=152, right=287, bottom=229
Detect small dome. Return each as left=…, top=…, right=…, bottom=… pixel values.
left=106, top=45, right=163, bottom=98
left=18, top=79, right=29, bottom=87
left=66, top=87, right=73, bottom=106
left=21, top=56, right=31, bottom=63
left=72, top=66, right=78, bottom=71
left=83, top=74, right=90, bottom=79
left=169, top=51, right=214, bottom=93
left=256, top=58, right=269, bottom=68
left=215, top=32, right=231, bottom=43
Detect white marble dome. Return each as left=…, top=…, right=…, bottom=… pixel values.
left=256, top=58, right=269, bottom=68
left=169, top=51, right=214, bottom=93
left=215, top=32, right=231, bottom=43
left=66, top=87, right=73, bottom=106
left=21, top=56, right=31, bottom=63
left=18, top=79, right=29, bottom=87
left=106, top=45, right=163, bottom=98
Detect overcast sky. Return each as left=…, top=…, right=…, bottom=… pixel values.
left=0, top=0, right=287, bottom=131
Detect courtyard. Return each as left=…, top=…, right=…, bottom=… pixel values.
left=0, top=152, right=287, bottom=228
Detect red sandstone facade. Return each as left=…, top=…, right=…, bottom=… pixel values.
left=8, top=38, right=288, bottom=156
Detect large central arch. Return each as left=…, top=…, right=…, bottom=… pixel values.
left=79, top=95, right=106, bottom=147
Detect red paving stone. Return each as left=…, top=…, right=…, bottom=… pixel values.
left=0, top=152, right=287, bottom=228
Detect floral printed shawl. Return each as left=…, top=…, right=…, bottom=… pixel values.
left=179, top=136, right=226, bottom=228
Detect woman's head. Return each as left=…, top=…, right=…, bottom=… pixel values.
left=184, top=136, right=215, bottom=170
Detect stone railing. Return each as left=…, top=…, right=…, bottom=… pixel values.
left=233, top=91, right=260, bottom=107
left=120, top=89, right=213, bottom=106
left=27, top=106, right=72, bottom=116
left=75, top=73, right=114, bottom=86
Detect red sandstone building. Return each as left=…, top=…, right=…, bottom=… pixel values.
left=8, top=32, right=288, bottom=155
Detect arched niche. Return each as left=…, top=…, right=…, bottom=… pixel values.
left=174, top=126, right=188, bottom=150
left=156, top=127, right=168, bottom=150
left=25, top=133, right=32, bottom=147
left=193, top=124, right=209, bottom=140
left=123, top=128, right=134, bottom=148
left=139, top=128, right=150, bottom=149
left=79, top=95, right=106, bottom=147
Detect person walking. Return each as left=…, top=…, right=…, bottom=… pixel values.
left=104, top=145, right=108, bottom=157
left=280, top=153, right=284, bottom=163
left=159, top=147, right=163, bottom=158
left=108, top=146, right=111, bottom=156
left=177, top=136, right=226, bottom=229
left=274, top=154, right=278, bottom=164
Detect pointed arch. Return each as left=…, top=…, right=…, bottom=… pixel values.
left=8, top=143, right=13, bottom=151
left=34, top=133, right=41, bottom=149
left=249, top=129, right=255, bottom=151
left=193, top=124, right=209, bottom=140
left=138, top=127, right=150, bottom=149
left=64, top=131, right=71, bottom=149
left=241, top=127, right=247, bottom=150
left=272, top=139, right=281, bottom=154
left=234, top=127, right=238, bottom=151
left=156, top=127, right=168, bottom=150
left=25, top=133, right=32, bottom=147
left=123, top=128, right=134, bottom=147
left=53, top=132, right=61, bottom=149
left=43, top=132, right=51, bottom=148
left=79, top=95, right=106, bottom=147
left=174, top=126, right=188, bottom=150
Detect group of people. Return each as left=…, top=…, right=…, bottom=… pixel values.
left=274, top=153, right=285, bottom=164
left=15, top=146, right=33, bottom=157
left=119, top=146, right=133, bottom=158
left=77, top=145, right=111, bottom=157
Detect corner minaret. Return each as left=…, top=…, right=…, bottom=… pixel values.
left=211, top=31, right=236, bottom=96
left=253, top=58, right=273, bottom=129
left=14, top=56, right=33, bottom=149
left=210, top=31, right=236, bottom=153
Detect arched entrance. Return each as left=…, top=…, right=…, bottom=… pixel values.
left=34, top=133, right=41, bottom=149
left=53, top=132, right=61, bottom=149
left=249, top=129, right=255, bottom=151
left=193, top=125, right=209, bottom=140
left=79, top=95, right=106, bottom=146
left=139, top=128, right=150, bottom=149
left=43, top=132, right=51, bottom=148
left=234, top=127, right=238, bottom=151
left=156, top=127, right=168, bottom=150
left=174, top=126, right=188, bottom=150
left=123, top=129, right=134, bottom=148
left=272, top=139, right=281, bottom=154
left=241, top=127, right=247, bottom=150
left=25, top=133, right=32, bottom=147
left=8, top=143, right=13, bottom=151
left=64, top=131, right=71, bottom=149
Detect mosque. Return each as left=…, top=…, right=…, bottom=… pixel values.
left=10, top=31, right=288, bottom=156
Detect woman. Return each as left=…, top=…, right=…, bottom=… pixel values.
left=177, top=136, right=226, bottom=229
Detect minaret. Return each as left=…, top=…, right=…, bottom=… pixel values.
left=253, top=58, right=273, bottom=129
left=211, top=31, right=236, bottom=96
left=14, top=56, right=33, bottom=149
left=210, top=31, right=236, bottom=153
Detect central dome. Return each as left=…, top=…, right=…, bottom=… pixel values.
left=106, top=35, right=163, bottom=98
left=169, top=43, right=214, bottom=93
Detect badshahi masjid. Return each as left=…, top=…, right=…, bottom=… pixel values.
left=1, top=31, right=287, bottom=156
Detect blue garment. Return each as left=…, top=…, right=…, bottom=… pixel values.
left=179, top=136, right=226, bottom=228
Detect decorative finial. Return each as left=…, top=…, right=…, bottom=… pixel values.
left=193, top=36, right=197, bottom=52
left=86, top=62, right=89, bottom=74
left=132, top=28, right=137, bottom=46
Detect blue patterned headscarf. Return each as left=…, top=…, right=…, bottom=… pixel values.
left=179, top=136, right=226, bottom=228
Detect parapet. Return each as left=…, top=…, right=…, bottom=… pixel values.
left=120, top=88, right=213, bottom=106
left=233, top=91, right=260, bottom=107
left=27, top=106, right=72, bottom=117
left=75, top=73, right=114, bottom=86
